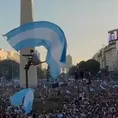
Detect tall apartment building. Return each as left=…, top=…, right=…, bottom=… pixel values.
left=66, top=55, right=73, bottom=73
left=7, top=51, right=20, bottom=62
left=93, top=48, right=106, bottom=69
left=93, top=29, right=118, bottom=71
left=104, top=42, right=117, bottom=71
left=0, top=49, right=20, bottom=62
left=0, top=49, right=9, bottom=60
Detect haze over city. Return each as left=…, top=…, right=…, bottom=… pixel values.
left=0, top=0, right=118, bottom=64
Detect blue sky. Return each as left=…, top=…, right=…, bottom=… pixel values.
left=0, top=0, right=118, bottom=64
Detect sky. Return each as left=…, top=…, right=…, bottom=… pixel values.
left=0, top=0, right=118, bottom=65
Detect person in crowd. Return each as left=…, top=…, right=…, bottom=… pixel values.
left=0, top=74, right=118, bottom=118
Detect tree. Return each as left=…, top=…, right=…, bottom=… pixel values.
left=78, top=61, right=86, bottom=69
left=68, top=59, right=100, bottom=76
left=68, top=66, right=76, bottom=76
left=0, top=59, right=19, bottom=79
left=85, top=59, right=100, bottom=75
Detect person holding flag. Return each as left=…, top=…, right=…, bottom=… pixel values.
left=23, top=49, right=46, bottom=69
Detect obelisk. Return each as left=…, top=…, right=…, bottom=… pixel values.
left=20, top=0, right=37, bottom=87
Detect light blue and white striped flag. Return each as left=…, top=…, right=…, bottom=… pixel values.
left=4, top=21, right=67, bottom=79
left=10, top=88, right=34, bottom=114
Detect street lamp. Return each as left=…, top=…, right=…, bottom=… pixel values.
left=47, top=65, right=50, bottom=82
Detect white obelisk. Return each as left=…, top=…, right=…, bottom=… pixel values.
left=20, top=0, right=37, bottom=87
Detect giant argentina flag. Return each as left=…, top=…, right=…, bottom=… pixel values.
left=4, top=21, right=67, bottom=79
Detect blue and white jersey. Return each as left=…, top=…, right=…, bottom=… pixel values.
left=31, top=52, right=40, bottom=63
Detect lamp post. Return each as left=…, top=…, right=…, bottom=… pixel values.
left=77, top=64, right=80, bottom=99
left=74, top=63, right=80, bottom=99
left=11, top=59, right=13, bottom=80
left=24, top=65, right=29, bottom=88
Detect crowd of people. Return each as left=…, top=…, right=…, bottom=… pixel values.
left=0, top=77, right=118, bottom=118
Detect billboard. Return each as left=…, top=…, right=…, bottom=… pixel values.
left=108, top=29, right=118, bottom=42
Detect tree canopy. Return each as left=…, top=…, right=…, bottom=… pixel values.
left=85, top=59, right=100, bottom=75
left=68, top=66, right=76, bottom=76
left=78, top=61, right=86, bottom=69
left=68, top=59, right=100, bottom=76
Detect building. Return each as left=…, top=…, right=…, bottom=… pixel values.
left=66, top=55, right=73, bottom=72
left=0, top=49, right=20, bottom=62
left=105, top=43, right=117, bottom=71
left=0, top=49, right=9, bottom=60
left=93, top=48, right=106, bottom=69
left=7, top=51, right=20, bottom=62
left=93, top=29, right=118, bottom=71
